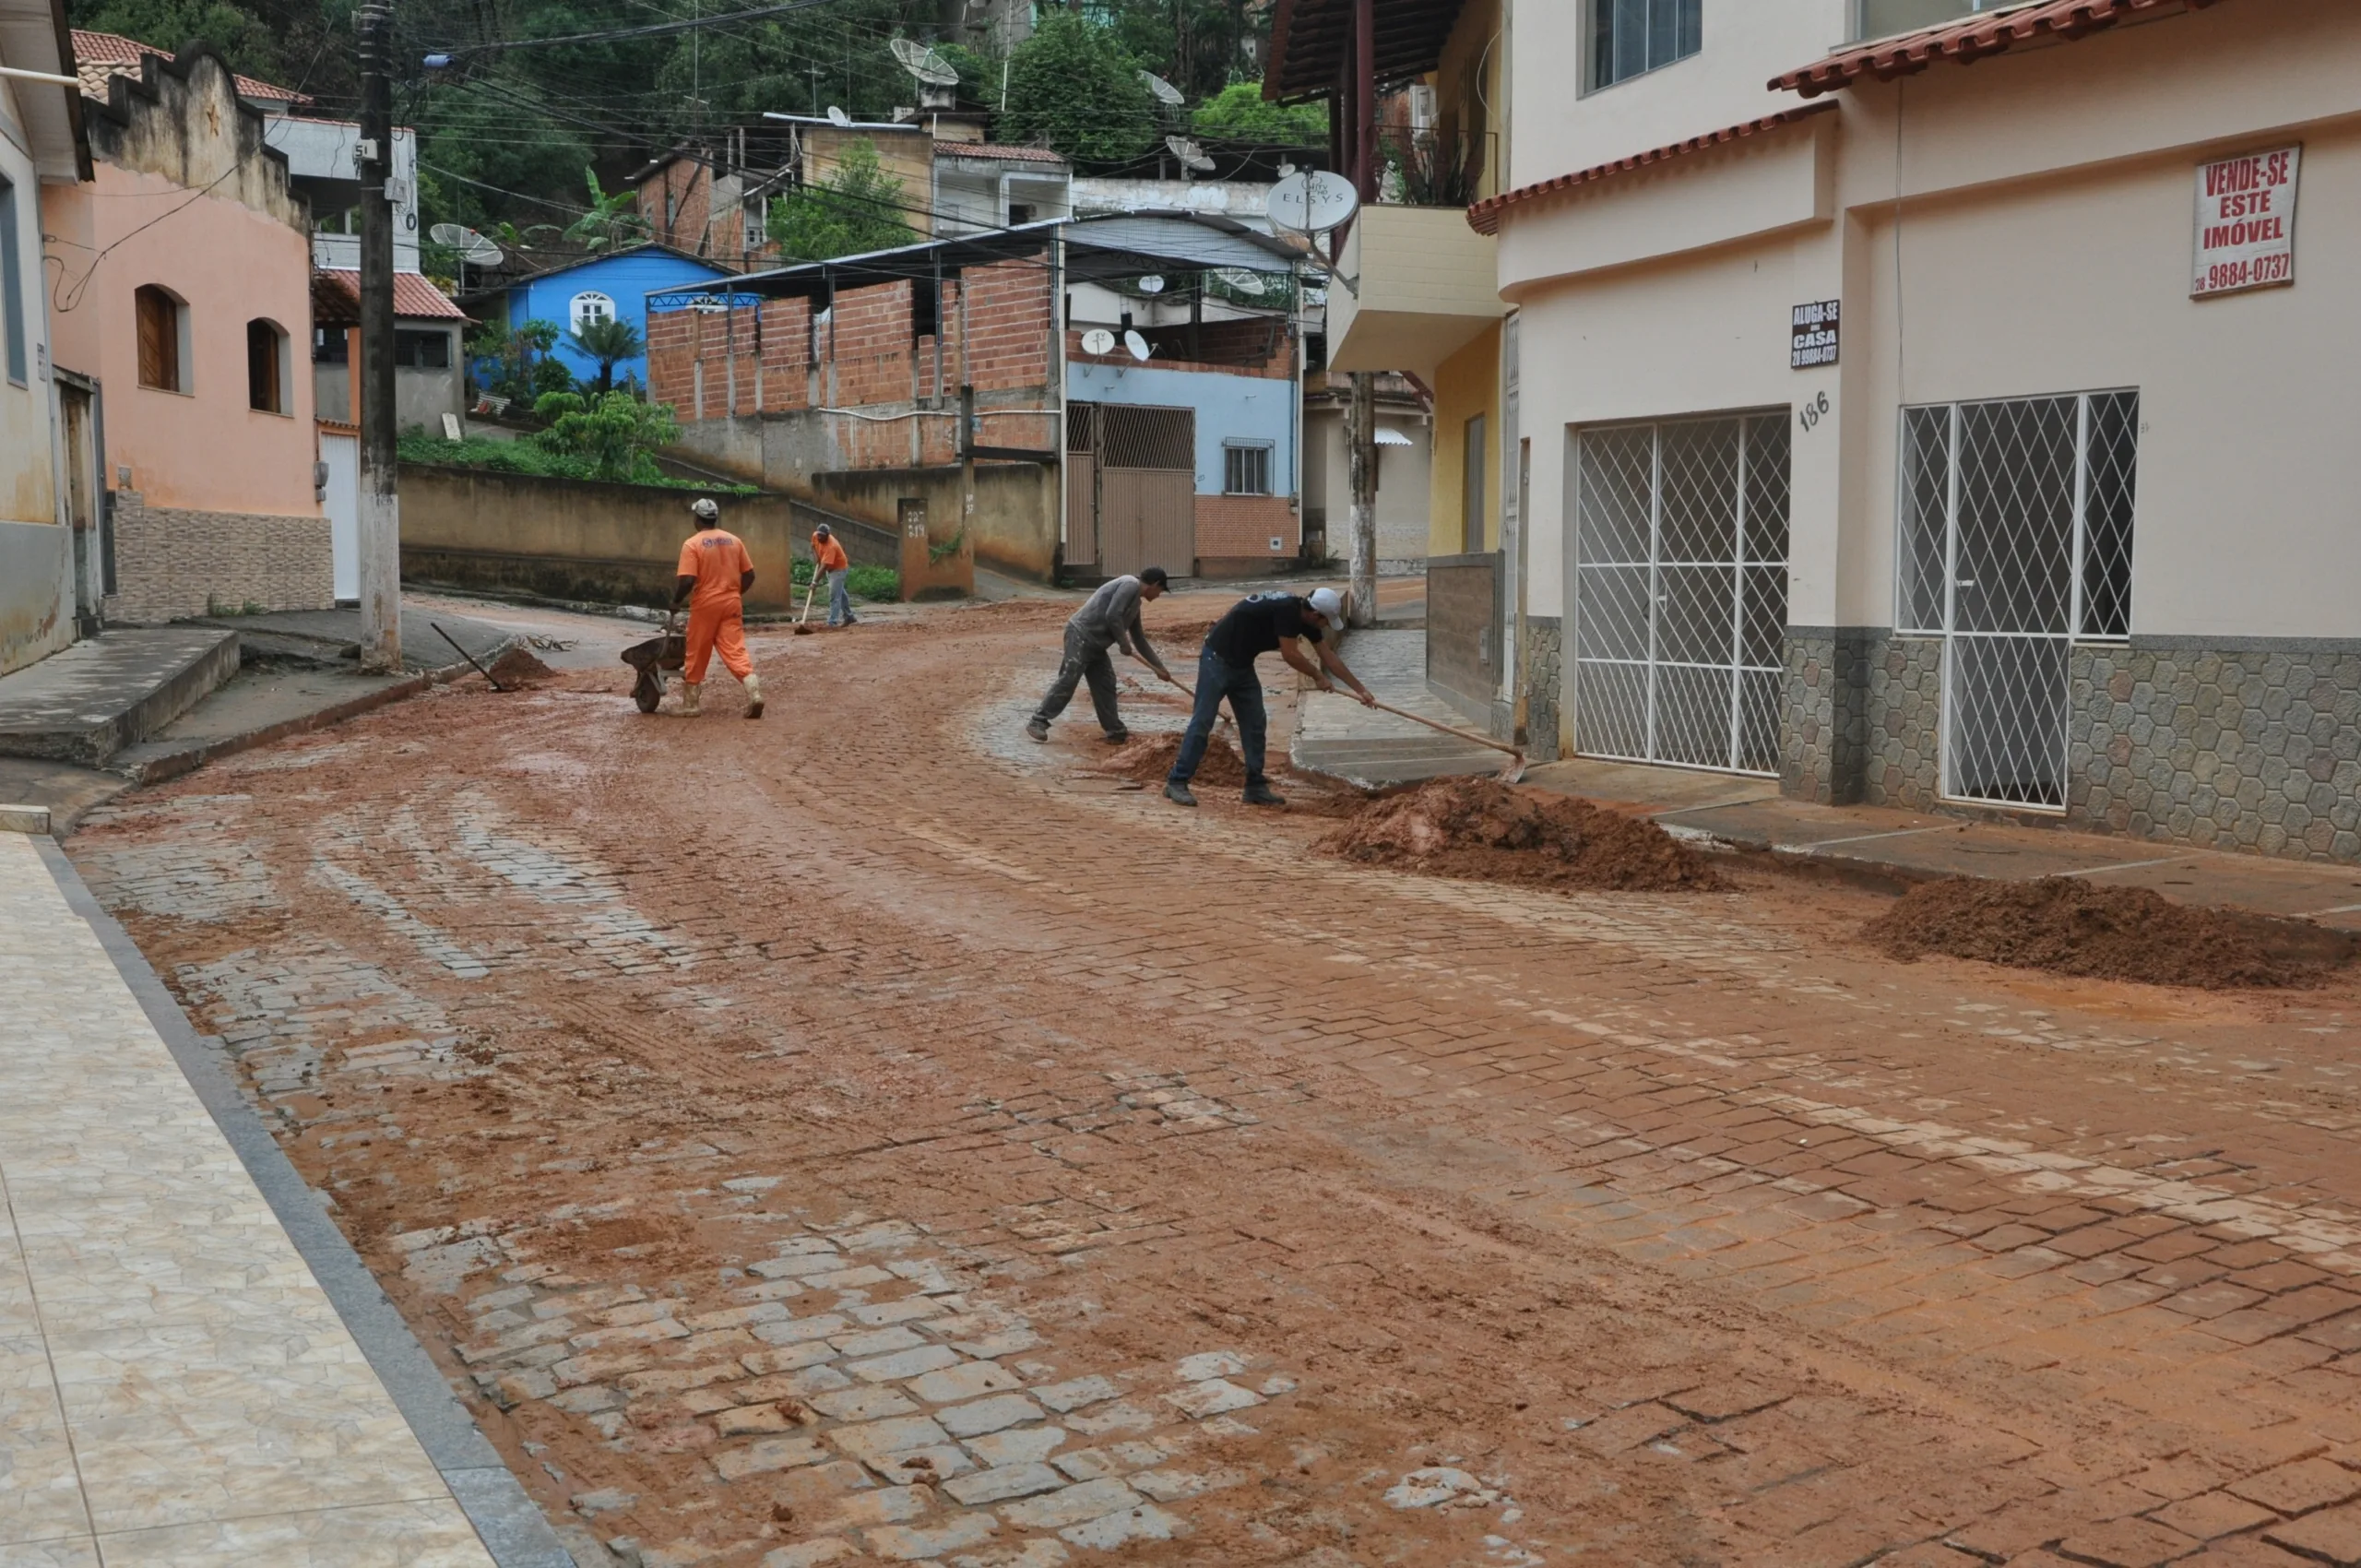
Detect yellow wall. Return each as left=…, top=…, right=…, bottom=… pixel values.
left=1427, top=322, right=1500, bottom=556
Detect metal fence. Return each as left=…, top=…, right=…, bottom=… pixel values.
left=1573, top=412, right=1791, bottom=776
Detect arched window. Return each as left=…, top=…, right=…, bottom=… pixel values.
left=136, top=285, right=189, bottom=392
left=247, top=318, right=290, bottom=413
left=570, top=291, right=615, bottom=333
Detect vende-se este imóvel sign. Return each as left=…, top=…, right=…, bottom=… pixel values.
left=2192, top=146, right=2299, bottom=299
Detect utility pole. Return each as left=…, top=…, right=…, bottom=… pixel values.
left=1345, top=0, right=1378, bottom=629
left=356, top=0, right=400, bottom=671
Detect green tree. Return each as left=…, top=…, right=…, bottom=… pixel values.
left=766, top=140, right=917, bottom=261
left=532, top=390, right=681, bottom=482
left=1192, top=81, right=1327, bottom=145
left=71, top=0, right=287, bottom=87
left=564, top=169, right=652, bottom=253
left=569, top=315, right=645, bottom=395
left=474, top=317, right=564, bottom=407
left=999, top=9, right=1157, bottom=166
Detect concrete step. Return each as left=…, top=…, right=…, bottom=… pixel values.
left=0, top=628, right=240, bottom=766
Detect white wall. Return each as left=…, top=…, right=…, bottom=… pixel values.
left=0, top=73, right=72, bottom=674
left=1508, top=0, right=1846, bottom=188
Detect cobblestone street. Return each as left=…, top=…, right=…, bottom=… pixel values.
left=65, top=597, right=2361, bottom=1568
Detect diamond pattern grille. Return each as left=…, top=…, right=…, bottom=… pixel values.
left=1897, top=391, right=2142, bottom=808
left=1574, top=412, right=1789, bottom=776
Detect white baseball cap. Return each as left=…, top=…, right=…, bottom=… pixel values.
left=1308, top=587, right=1346, bottom=631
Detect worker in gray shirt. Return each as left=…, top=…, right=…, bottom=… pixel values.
left=1026, top=567, right=1173, bottom=745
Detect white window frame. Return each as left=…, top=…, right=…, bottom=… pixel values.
left=1224, top=440, right=1274, bottom=497
left=570, top=291, right=617, bottom=332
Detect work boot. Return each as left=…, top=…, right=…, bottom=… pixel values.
left=1163, top=781, right=1197, bottom=808
left=1103, top=729, right=1131, bottom=745
left=743, top=672, right=764, bottom=719
left=1025, top=717, right=1049, bottom=743
left=681, top=682, right=703, bottom=717
left=1242, top=781, right=1287, bottom=808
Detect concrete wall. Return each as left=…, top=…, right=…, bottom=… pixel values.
left=1427, top=552, right=1501, bottom=720
left=810, top=465, right=1057, bottom=582
left=394, top=464, right=865, bottom=612
left=1304, top=405, right=1432, bottom=572
left=0, top=76, right=70, bottom=677
left=1428, top=325, right=1500, bottom=559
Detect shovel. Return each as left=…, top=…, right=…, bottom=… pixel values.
left=1364, top=695, right=1528, bottom=785
left=792, top=568, right=820, bottom=636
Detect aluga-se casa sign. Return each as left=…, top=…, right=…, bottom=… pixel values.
left=2192, top=146, right=2299, bottom=299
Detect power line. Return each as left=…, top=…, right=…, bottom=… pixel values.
left=425, top=0, right=860, bottom=59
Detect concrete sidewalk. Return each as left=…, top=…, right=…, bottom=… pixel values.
left=1292, top=627, right=1507, bottom=787
left=0, top=834, right=567, bottom=1566
left=1523, top=753, right=2361, bottom=933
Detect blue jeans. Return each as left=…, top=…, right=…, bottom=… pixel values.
left=1169, top=648, right=1267, bottom=787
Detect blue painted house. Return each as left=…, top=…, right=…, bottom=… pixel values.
left=485, top=244, right=733, bottom=391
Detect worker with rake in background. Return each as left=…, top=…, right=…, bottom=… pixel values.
left=813, top=523, right=857, bottom=627
left=1167, top=586, right=1373, bottom=810
left=672, top=497, right=763, bottom=719
left=1026, top=567, right=1173, bottom=746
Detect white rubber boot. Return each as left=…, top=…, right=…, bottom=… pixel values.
left=681, top=682, right=703, bottom=717
left=743, top=671, right=764, bottom=719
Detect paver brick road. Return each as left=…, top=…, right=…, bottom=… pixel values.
left=66, top=598, right=2361, bottom=1568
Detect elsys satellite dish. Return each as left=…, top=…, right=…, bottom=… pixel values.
left=1081, top=328, right=1117, bottom=356
left=1123, top=330, right=1151, bottom=362
left=1267, top=170, right=1359, bottom=235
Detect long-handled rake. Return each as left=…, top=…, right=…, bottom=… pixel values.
left=1364, top=697, right=1528, bottom=784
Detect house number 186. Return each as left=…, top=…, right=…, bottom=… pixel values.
left=1797, top=391, right=1831, bottom=434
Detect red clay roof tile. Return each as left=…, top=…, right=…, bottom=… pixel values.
left=1773, top=0, right=2227, bottom=99
left=1465, top=102, right=1836, bottom=237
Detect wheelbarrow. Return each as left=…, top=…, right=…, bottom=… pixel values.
left=621, top=611, right=687, bottom=714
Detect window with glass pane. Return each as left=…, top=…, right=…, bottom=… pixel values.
left=1224, top=443, right=1271, bottom=496
left=0, top=177, right=25, bottom=386
left=1856, top=0, right=2002, bottom=43
left=1591, top=0, right=1703, bottom=90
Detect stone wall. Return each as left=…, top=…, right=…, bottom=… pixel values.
left=1521, top=615, right=1562, bottom=761
left=2073, top=643, right=2361, bottom=862
left=1863, top=634, right=1944, bottom=809
left=104, top=492, right=333, bottom=624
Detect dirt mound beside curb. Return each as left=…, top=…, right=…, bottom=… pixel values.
left=1864, top=875, right=2331, bottom=990
left=1315, top=777, right=1725, bottom=893
left=485, top=646, right=555, bottom=686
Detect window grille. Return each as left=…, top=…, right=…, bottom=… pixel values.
left=1590, top=0, right=1703, bottom=90
left=1224, top=442, right=1273, bottom=496
left=0, top=176, right=24, bottom=386
left=1896, top=389, right=2141, bottom=808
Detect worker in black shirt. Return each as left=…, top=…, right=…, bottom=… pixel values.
left=1167, top=586, right=1375, bottom=809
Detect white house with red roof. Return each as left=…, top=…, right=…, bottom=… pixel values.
left=1465, top=0, right=2361, bottom=868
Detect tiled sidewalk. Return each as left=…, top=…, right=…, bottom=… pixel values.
left=0, top=832, right=500, bottom=1567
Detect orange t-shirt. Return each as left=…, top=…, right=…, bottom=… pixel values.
left=813, top=535, right=849, bottom=573
left=678, top=529, right=753, bottom=610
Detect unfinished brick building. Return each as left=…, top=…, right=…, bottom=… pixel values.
left=647, top=214, right=1306, bottom=584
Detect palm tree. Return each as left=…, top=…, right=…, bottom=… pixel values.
left=564, top=170, right=652, bottom=254
left=569, top=315, right=646, bottom=396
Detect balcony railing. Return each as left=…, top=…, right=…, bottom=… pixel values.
left=1374, top=126, right=1496, bottom=209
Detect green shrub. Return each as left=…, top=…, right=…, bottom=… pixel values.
left=789, top=557, right=900, bottom=601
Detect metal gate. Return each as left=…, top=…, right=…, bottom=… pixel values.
left=1065, top=400, right=1195, bottom=577
left=1572, top=412, right=1790, bottom=775
left=1898, top=391, right=2139, bottom=808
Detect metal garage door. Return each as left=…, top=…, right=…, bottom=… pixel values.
left=1066, top=401, right=1196, bottom=578
left=1573, top=412, right=1790, bottom=775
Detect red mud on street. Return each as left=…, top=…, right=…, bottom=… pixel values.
left=66, top=598, right=2361, bottom=1568
left=1317, top=778, right=1726, bottom=895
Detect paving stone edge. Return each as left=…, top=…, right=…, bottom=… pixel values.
left=33, top=834, right=576, bottom=1568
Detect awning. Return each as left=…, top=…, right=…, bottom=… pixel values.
left=1264, top=0, right=1468, bottom=102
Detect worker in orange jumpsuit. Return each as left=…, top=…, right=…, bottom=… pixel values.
left=813, top=523, right=857, bottom=627
left=672, top=497, right=763, bottom=719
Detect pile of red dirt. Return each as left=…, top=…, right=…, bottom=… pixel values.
left=484, top=646, right=555, bottom=687
left=1100, top=732, right=1248, bottom=787
left=1864, top=875, right=2331, bottom=990
left=1315, top=777, right=1725, bottom=893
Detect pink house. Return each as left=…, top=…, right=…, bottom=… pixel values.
left=42, top=43, right=329, bottom=624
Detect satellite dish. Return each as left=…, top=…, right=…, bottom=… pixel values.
left=1164, top=135, right=1216, bottom=174
left=1122, top=329, right=1150, bottom=362
left=1138, top=68, right=1184, bottom=106
left=1268, top=170, right=1359, bottom=235
left=891, top=37, right=959, bottom=88
left=1215, top=267, right=1265, bottom=297
left=465, top=238, right=504, bottom=266
left=429, top=221, right=475, bottom=247
left=826, top=105, right=851, bottom=127
left=1081, top=327, right=1116, bottom=356
left=1136, top=275, right=1165, bottom=295
left=1278, top=161, right=1298, bottom=176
